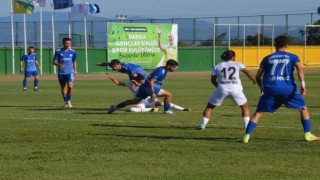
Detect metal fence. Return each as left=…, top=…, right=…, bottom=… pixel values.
left=0, top=12, right=319, bottom=48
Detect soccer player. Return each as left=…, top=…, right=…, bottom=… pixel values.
left=157, top=26, right=177, bottom=66
left=96, top=59, right=147, bottom=93
left=108, top=59, right=179, bottom=114
left=196, top=50, right=256, bottom=130
left=243, top=35, right=320, bottom=143
left=106, top=73, right=190, bottom=112
left=53, top=38, right=77, bottom=108
left=20, top=46, right=41, bottom=91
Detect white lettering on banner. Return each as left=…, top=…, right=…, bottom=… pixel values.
left=128, top=34, right=146, bottom=39
left=112, top=48, right=128, bottom=53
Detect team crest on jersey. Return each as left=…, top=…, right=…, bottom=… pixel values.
left=70, top=54, right=73, bottom=57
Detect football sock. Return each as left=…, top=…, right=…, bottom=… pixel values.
left=201, top=117, right=209, bottom=126
left=66, top=95, right=72, bottom=101
left=170, top=103, right=184, bottom=110
left=34, top=79, right=39, bottom=88
left=243, top=117, right=250, bottom=129
left=301, top=119, right=311, bottom=133
left=164, top=103, right=171, bottom=111
left=117, top=102, right=126, bottom=109
left=245, top=121, right=257, bottom=135
left=23, top=80, right=27, bottom=88
left=63, top=94, right=67, bottom=102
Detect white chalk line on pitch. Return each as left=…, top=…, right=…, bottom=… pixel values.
left=0, top=116, right=304, bottom=130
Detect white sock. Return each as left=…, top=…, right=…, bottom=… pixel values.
left=243, top=117, right=250, bottom=129
left=201, top=117, right=209, bottom=127
left=130, top=107, right=153, bottom=112
left=170, top=103, right=184, bottom=111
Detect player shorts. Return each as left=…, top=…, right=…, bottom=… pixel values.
left=135, top=84, right=161, bottom=99
left=25, top=70, right=38, bottom=78
left=135, top=97, right=159, bottom=108
left=256, top=92, right=306, bottom=112
left=208, top=89, right=247, bottom=106
left=58, top=73, right=74, bottom=85
left=124, top=81, right=139, bottom=97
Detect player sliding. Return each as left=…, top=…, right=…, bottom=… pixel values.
left=106, top=73, right=190, bottom=112
left=108, top=59, right=179, bottom=114
left=243, top=35, right=320, bottom=143
left=196, top=50, right=256, bottom=130
left=96, top=59, right=147, bottom=93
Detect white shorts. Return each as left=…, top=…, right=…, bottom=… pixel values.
left=208, top=89, right=247, bottom=106
left=135, top=97, right=159, bottom=108
left=124, top=82, right=139, bottom=97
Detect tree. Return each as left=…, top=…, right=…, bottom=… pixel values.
left=298, top=6, right=320, bottom=45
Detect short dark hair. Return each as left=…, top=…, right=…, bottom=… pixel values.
left=220, top=50, right=235, bottom=61
left=274, top=36, right=288, bottom=49
left=166, top=59, right=179, bottom=66
left=63, top=37, right=72, bottom=43
left=28, top=46, right=35, bottom=49
left=109, top=59, right=121, bottom=67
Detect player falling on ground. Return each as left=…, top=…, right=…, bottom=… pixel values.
left=96, top=59, right=147, bottom=93
left=53, top=37, right=77, bottom=108
left=196, top=50, right=256, bottom=130
left=108, top=59, right=179, bottom=114
left=243, top=35, right=320, bottom=143
left=106, top=73, right=190, bottom=112
left=20, top=46, right=41, bottom=91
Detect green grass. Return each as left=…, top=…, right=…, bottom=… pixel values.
left=1, top=73, right=320, bottom=179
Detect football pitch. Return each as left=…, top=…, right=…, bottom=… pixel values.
left=0, top=72, right=320, bottom=179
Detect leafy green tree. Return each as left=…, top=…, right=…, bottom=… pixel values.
left=298, top=7, right=320, bottom=45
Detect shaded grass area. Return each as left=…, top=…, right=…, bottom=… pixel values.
left=0, top=74, right=320, bottom=179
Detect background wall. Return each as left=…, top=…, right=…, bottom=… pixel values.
left=1, top=46, right=319, bottom=74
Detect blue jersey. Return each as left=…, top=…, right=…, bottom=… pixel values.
left=260, top=51, right=299, bottom=95
left=21, top=53, right=37, bottom=71
left=145, top=66, right=167, bottom=88
left=119, top=63, right=147, bottom=80
left=53, top=48, right=77, bottom=74
left=136, top=66, right=167, bottom=99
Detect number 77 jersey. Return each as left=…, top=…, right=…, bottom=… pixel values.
left=212, top=61, right=246, bottom=92
left=260, top=51, right=299, bottom=95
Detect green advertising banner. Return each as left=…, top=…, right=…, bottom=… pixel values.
left=107, top=23, right=178, bottom=69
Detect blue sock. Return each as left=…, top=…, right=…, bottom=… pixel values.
left=245, top=121, right=257, bottom=135
left=23, top=80, right=27, bottom=88
left=164, top=104, right=171, bottom=111
left=63, top=94, right=67, bottom=102
left=66, top=95, right=72, bottom=101
left=34, top=79, right=39, bottom=88
left=301, top=119, right=311, bottom=133
left=117, top=102, right=126, bottom=108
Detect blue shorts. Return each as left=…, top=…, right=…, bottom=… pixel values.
left=135, top=84, right=160, bottom=99
left=25, top=70, right=38, bottom=78
left=256, top=92, right=306, bottom=112
left=58, top=73, right=75, bottom=85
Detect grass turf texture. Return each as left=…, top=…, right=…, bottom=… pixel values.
left=0, top=73, right=320, bottom=179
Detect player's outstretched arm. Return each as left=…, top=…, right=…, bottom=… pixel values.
left=106, top=73, right=125, bottom=87
left=242, top=68, right=257, bottom=84
left=96, top=62, right=110, bottom=67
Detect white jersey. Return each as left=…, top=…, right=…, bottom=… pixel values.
left=212, top=61, right=246, bottom=92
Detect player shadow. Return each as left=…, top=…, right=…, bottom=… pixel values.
left=92, top=133, right=240, bottom=142
left=91, top=123, right=194, bottom=130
